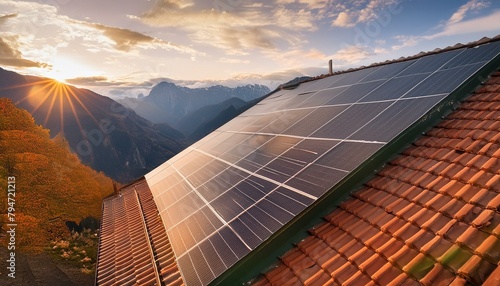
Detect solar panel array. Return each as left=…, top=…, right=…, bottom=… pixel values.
left=145, top=41, right=500, bottom=286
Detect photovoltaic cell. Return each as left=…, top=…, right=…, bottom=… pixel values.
left=359, top=59, right=416, bottom=82
left=325, top=80, right=385, bottom=105
left=442, top=41, right=500, bottom=69
left=398, top=49, right=464, bottom=76
left=144, top=42, right=500, bottom=285
left=403, top=62, right=485, bottom=98
left=283, top=105, right=348, bottom=137
left=329, top=66, right=379, bottom=87
left=312, top=101, right=393, bottom=139
left=350, top=95, right=446, bottom=142
left=358, top=73, right=430, bottom=102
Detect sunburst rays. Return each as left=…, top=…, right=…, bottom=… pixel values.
left=1, top=79, right=99, bottom=137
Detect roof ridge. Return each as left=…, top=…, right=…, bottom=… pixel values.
left=285, top=34, right=500, bottom=90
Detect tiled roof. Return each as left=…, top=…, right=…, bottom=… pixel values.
left=96, top=180, right=184, bottom=286
left=250, top=71, right=500, bottom=286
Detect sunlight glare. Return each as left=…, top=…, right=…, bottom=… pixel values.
left=43, top=56, right=97, bottom=84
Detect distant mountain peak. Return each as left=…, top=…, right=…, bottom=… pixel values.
left=118, top=82, right=270, bottom=135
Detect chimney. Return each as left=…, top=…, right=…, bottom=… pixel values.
left=329, top=59, right=333, bottom=75
left=113, top=181, right=119, bottom=196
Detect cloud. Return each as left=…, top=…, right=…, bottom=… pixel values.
left=89, top=24, right=157, bottom=52
left=447, top=0, right=489, bottom=25
left=391, top=35, right=419, bottom=50
left=0, top=37, right=48, bottom=68
left=426, top=10, right=500, bottom=39
left=276, top=0, right=329, bottom=10
left=332, top=11, right=354, bottom=27
left=0, top=13, right=17, bottom=25
left=65, top=76, right=121, bottom=86
left=391, top=4, right=499, bottom=50
left=133, top=0, right=317, bottom=53
left=330, top=45, right=372, bottom=63
left=219, top=58, right=250, bottom=64
left=70, top=22, right=201, bottom=56
left=331, top=0, right=400, bottom=28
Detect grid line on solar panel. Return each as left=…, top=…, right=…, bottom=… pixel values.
left=176, top=183, right=300, bottom=262
left=349, top=95, right=447, bottom=142
left=158, top=144, right=325, bottom=257
left=167, top=162, right=230, bottom=225
left=404, top=62, right=486, bottom=98
left=224, top=131, right=388, bottom=147
left=192, top=147, right=318, bottom=200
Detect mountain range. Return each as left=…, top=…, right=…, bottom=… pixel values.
left=117, top=82, right=270, bottom=135
left=0, top=67, right=184, bottom=183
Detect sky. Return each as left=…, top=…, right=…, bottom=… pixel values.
left=0, top=0, right=499, bottom=98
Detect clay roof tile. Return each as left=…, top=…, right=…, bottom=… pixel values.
left=483, top=264, right=500, bottom=286
left=419, top=263, right=456, bottom=286
left=371, top=262, right=405, bottom=285
left=475, top=235, right=500, bottom=263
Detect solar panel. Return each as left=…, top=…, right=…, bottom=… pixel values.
left=144, top=41, right=500, bottom=285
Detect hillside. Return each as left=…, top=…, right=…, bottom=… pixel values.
left=0, top=67, right=184, bottom=183
left=118, top=82, right=270, bottom=135
left=0, top=98, right=113, bottom=250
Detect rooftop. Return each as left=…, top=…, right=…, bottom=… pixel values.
left=96, top=36, right=500, bottom=286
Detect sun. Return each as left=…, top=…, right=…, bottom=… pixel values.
left=5, top=78, right=98, bottom=137
left=42, top=56, right=97, bottom=84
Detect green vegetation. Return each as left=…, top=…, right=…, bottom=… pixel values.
left=0, top=98, right=113, bottom=252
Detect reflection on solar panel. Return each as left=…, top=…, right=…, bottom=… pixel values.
left=145, top=41, right=500, bottom=285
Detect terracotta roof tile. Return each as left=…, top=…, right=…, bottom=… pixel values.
left=321, top=253, right=348, bottom=274
left=303, top=270, right=332, bottom=286
left=449, top=276, right=468, bottom=286
left=331, top=261, right=359, bottom=284
left=376, top=237, right=406, bottom=259
left=403, top=253, right=435, bottom=279
left=359, top=253, right=388, bottom=277
left=405, top=229, right=435, bottom=250
left=481, top=157, right=500, bottom=174
left=442, top=221, right=469, bottom=242
left=389, top=245, right=420, bottom=269
left=419, top=263, right=456, bottom=286
left=458, top=255, right=497, bottom=285
left=371, top=262, right=405, bottom=285
left=365, top=231, right=392, bottom=250
left=350, top=245, right=376, bottom=266
left=342, top=270, right=371, bottom=285
left=438, top=179, right=464, bottom=197
left=421, top=236, right=454, bottom=260
left=456, top=226, right=491, bottom=250
left=440, top=198, right=466, bottom=217
left=439, top=245, right=474, bottom=272
left=483, top=263, right=500, bottom=286
left=421, top=212, right=450, bottom=234
left=476, top=235, right=500, bottom=263
left=454, top=184, right=480, bottom=202
left=486, top=193, right=500, bottom=210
